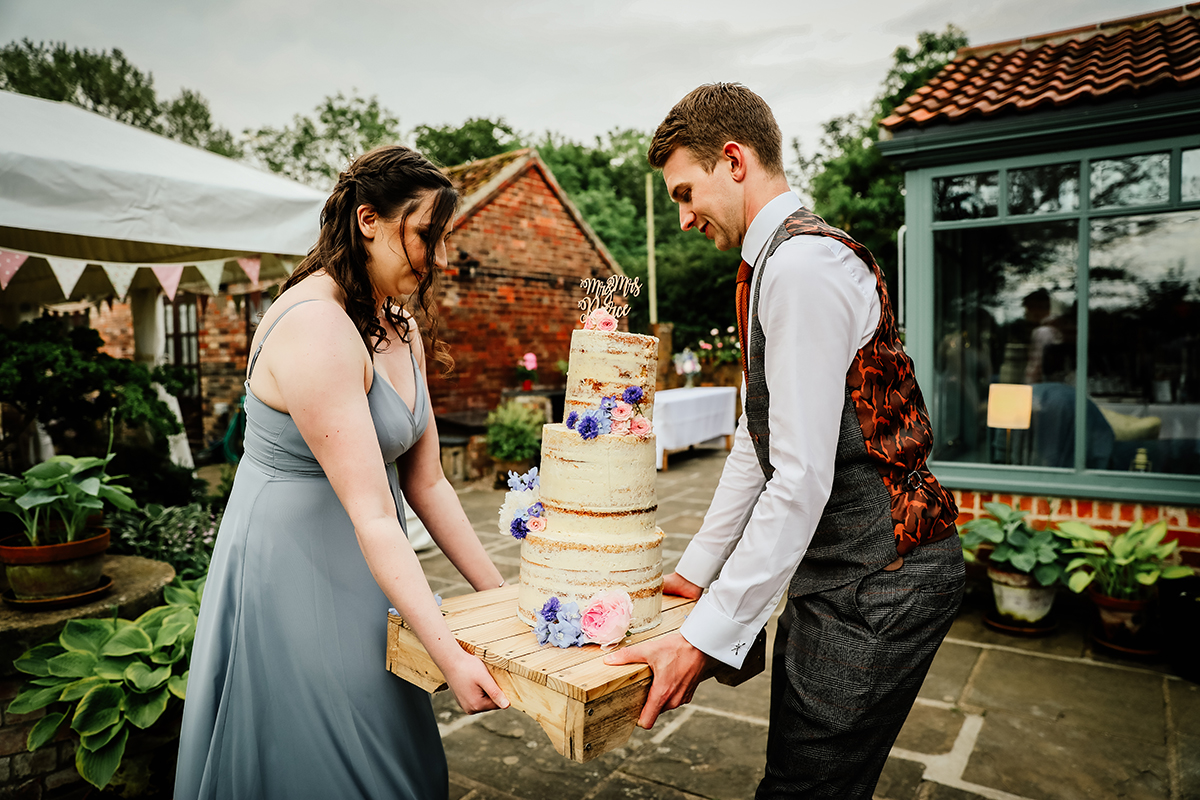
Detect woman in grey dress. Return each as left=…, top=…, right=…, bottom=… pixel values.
left=176, top=146, right=509, bottom=800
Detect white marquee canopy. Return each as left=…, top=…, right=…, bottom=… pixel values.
left=0, top=90, right=326, bottom=306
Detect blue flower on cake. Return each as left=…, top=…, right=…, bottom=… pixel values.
left=576, top=411, right=601, bottom=440
left=568, top=386, right=653, bottom=440
left=532, top=593, right=632, bottom=648
left=622, top=386, right=644, bottom=405
left=566, top=410, right=579, bottom=430
left=499, top=468, right=543, bottom=540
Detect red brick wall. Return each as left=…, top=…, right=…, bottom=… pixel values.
left=431, top=164, right=623, bottom=416
left=92, top=300, right=134, bottom=360
left=0, top=676, right=84, bottom=796
left=953, top=490, right=1200, bottom=565
left=197, top=294, right=252, bottom=445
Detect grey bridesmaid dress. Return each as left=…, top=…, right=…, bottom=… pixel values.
left=175, top=299, right=446, bottom=799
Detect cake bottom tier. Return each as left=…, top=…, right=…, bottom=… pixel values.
left=518, top=528, right=664, bottom=633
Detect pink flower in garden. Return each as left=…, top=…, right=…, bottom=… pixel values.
left=610, top=401, right=633, bottom=421
left=580, top=590, right=633, bottom=647
left=610, top=418, right=632, bottom=436
left=699, top=341, right=712, bottom=350
left=527, top=516, right=547, bottom=532
left=630, top=415, right=651, bottom=437
left=522, top=352, right=538, bottom=370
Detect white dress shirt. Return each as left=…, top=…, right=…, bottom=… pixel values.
left=674, top=191, right=882, bottom=668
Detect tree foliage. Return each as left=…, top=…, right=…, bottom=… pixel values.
left=791, top=26, right=968, bottom=311
left=414, top=117, right=523, bottom=168
left=242, top=92, right=402, bottom=190
left=0, top=38, right=238, bottom=156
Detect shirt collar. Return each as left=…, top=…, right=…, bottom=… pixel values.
left=741, top=191, right=803, bottom=269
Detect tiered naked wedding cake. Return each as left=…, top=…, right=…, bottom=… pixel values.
left=499, top=308, right=663, bottom=647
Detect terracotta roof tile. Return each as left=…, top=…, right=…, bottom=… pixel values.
left=882, top=5, right=1200, bottom=130
left=442, top=148, right=530, bottom=197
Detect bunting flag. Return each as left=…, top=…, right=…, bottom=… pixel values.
left=194, top=260, right=226, bottom=295
left=45, top=256, right=90, bottom=299
left=102, top=263, right=138, bottom=300
left=0, top=250, right=28, bottom=290
left=237, top=256, right=261, bottom=285
left=280, top=257, right=298, bottom=275
left=151, top=265, right=184, bottom=301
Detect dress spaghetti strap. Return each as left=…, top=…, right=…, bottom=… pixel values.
left=246, top=298, right=322, bottom=380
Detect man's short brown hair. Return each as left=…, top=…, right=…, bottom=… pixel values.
left=648, top=83, right=784, bottom=176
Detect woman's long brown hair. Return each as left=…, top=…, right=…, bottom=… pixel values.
left=281, top=145, right=456, bottom=375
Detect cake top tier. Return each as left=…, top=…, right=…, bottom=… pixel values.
left=563, top=328, right=659, bottom=421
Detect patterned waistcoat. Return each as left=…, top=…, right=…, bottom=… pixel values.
left=745, top=209, right=958, bottom=595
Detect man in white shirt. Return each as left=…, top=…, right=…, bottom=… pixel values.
left=605, top=83, right=963, bottom=799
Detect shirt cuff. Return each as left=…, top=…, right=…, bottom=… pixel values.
left=674, top=543, right=726, bottom=589
left=678, top=593, right=762, bottom=669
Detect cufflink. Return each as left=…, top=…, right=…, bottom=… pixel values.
left=732, top=641, right=746, bottom=655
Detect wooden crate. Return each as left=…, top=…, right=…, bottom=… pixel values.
left=385, top=585, right=765, bottom=762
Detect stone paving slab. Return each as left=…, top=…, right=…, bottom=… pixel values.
left=962, top=709, right=1171, bottom=799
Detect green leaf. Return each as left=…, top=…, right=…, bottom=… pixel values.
left=1068, top=571, right=1095, bottom=593
left=154, top=609, right=196, bottom=650
left=60, top=619, right=115, bottom=655
left=75, top=476, right=101, bottom=496
left=164, top=583, right=198, bottom=608
left=48, top=651, right=99, bottom=678
left=76, top=725, right=128, bottom=789
left=15, top=643, right=67, bottom=676
left=124, top=686, right=169, bottom=729
left=27, top=712, right=67, bottom=751
left=1056, top=521, right=1109, bottom=543
left=79, top=719, right=124, bottom=751
left=15, top=487, right=59, bottom=510
left=28, top=676, right=72, bottom=688
left=150, top=642, right=185, bottom=665
left=1008, top=550, right=1037, bottom=573
left=1162, top=566, right=1195, bottom=580
left=1032, top=562, right=1061, bottom=586
left=1136, top=570, right=1160, bottom=586
left=124, top=661, right=171, bottom=692
left=59, top=677, right=111, bottom=702
left=93, top=655, right=138, bottom=681
left=97, top=484, right=137, bottom=511
left=134, top=605, right=177, bottom=638
left=1112, top=534, right=1136, bottom=560
left=7, top=686, right=65, bottom=715
left=100, top=625, right=153, bottom=656
left=71, top=684, right=125, bottom=736
left=167, top=672, right=188, bottom=700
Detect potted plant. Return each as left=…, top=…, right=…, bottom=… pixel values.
left=515, top=352, right=538, bottom=391
left=486, top=401, right=544, bottom=488
left=959, top=501, right=1069, bottom=630
left=5, top=577, right=202, bottom=793
left=0, top=453, right=138, bottom=601
left=1053, top=518, right=1194, bottom=655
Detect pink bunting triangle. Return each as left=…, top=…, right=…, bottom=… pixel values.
left=0, top=251, right=28, bottom=290
left=237, top=257, right=261, bottom=285
left=151, top=265, right=185, bottom=301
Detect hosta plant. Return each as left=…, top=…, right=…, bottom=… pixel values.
left=5, top=577, right=204, bottom=789
left=1054, top=518, right=1194, bottom=599
left=959, top=501, right=1069, bottom=587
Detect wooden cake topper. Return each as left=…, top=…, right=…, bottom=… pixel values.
left=578, top=275, right=641, bottom=324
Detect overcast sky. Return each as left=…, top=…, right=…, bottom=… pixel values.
left=0, top=0, right=1175, bottom=165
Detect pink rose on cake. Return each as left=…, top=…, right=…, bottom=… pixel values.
left=527, top=515, right=546, bottom=532
left=610, top=418, right=631, bottom=436
left=580, top=590, right=633, bottom=647
left=610, top=401, right=633, bottom=421
left=630, top=415, right=652, bottom=437
left=584, top=308, right=618, bottom=332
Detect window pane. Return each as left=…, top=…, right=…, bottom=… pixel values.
left=1090, top=153, right=1169, bottom=209
left=1183, top=148, right=1200, bottom=203
left=1089, top=211, right=1200, bottom=475
left=1009, top=163, right=1080, bottom=215
left=934, top=172, right=999, bottom=221
left=932, top=221, right=1078, bottom=467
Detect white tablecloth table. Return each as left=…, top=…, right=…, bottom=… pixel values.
left=654, top=386, right=738, bottom=470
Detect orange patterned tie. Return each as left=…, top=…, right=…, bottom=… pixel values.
left=735, top=259, right=753, bottom=387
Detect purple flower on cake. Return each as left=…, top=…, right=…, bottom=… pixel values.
left=610, top=401, right=633, bottom=422
left=630, top=415, right=652, bottom=437
left=600, top=396, right=617, bottom=413
left=507, top=467, right=539, bottom=492
left=577, top=412, right=601, bottom=440
left=509, top=517, right=529, bottom=539
left=526, top=502, right=543, bottom=517
left=581, top=590, right=633, bottom=647
left=622, top=386, right=644, bottom=405
left=534, top=619, right=551, bottom=645
left=540, top=597, right=561, bottom=622
left=597, top=414, right=612, bottom=435
left=549, top=618, right=584, bottom=648
left=558, top=601, right=581, bottom=623
left=566, top=410, right=578, bottom=429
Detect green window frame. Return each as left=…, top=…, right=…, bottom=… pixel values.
left=904, top=133, right=1200, bottom=504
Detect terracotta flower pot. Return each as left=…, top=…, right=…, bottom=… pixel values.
left=0, top=529, right=110, bottom=600
left=1088, top=587, right=1159, bottom=656
left=987, top=566, right=1056, bottom=624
